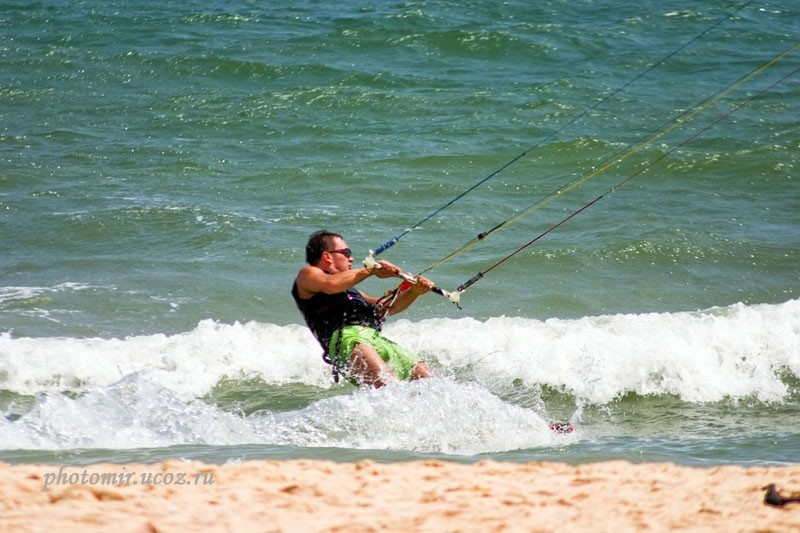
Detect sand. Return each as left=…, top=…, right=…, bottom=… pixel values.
left=2, top=459, right=799, bottom=532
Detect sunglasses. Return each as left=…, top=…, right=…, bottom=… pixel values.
left=328, top=248, right=352, bottom=258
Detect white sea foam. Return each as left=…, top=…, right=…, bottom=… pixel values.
left=0, top=283, right=94, bottom=304
left=257, top=378, right=563, bottom=455
left=0, top=320, right=330, bottom=399
left=0, top=299, right=797, bottom=454
left=1, top=299, right=797, bottom=403
left=0, top=373, right=565, bottom=454
left=392, top=298, right=800, bottom=404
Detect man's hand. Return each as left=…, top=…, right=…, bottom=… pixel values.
left=408, top=275, right=434, bottom=295
left=372, top=260, right=402, bottom=278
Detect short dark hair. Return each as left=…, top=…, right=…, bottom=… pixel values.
left=305, top=230, right=342, bottom=264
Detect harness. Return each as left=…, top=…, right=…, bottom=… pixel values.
left=292, top=281, right=410, bottom=381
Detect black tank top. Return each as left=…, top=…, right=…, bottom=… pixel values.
left=291, top=282, right=383, bottom=352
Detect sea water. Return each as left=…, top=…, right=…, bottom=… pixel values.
left=1, top=0, right=798, bottom=467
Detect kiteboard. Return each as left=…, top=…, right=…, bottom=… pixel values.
left=549, top=421, right=574, bottom=434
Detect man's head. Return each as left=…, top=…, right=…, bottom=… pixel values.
left=305, top=230, right=352, bottom=270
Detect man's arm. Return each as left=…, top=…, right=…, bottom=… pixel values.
left=387, top=275, right=434, bottom=315
left=294, top=265, right=373, bottom=299
left=294, top=261, right=401, bottom=300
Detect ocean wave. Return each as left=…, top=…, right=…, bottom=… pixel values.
left=1, top=299, right=797, bottom=405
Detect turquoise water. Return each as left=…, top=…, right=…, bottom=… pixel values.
left=1, top=0, right=799, bottom=467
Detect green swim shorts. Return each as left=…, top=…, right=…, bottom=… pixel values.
left=328, top=325, right=422, bottom=381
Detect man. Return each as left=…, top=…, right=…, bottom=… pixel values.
left=292, top=230, right=434, bottom=387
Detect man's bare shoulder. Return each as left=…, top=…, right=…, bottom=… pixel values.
left=294, top=265, right=325, bottom=299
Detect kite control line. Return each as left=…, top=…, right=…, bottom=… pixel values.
left=368, top=0, right=756, bottom=259
left=451, top=49, right=800, bottom=297
left=364, top=251, right=462, bottom=307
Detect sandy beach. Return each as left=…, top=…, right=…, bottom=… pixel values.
left=1, top=459, right=799, bottom=532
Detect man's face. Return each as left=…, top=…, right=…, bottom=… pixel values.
left=324, top=236, right=353, bottom=273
